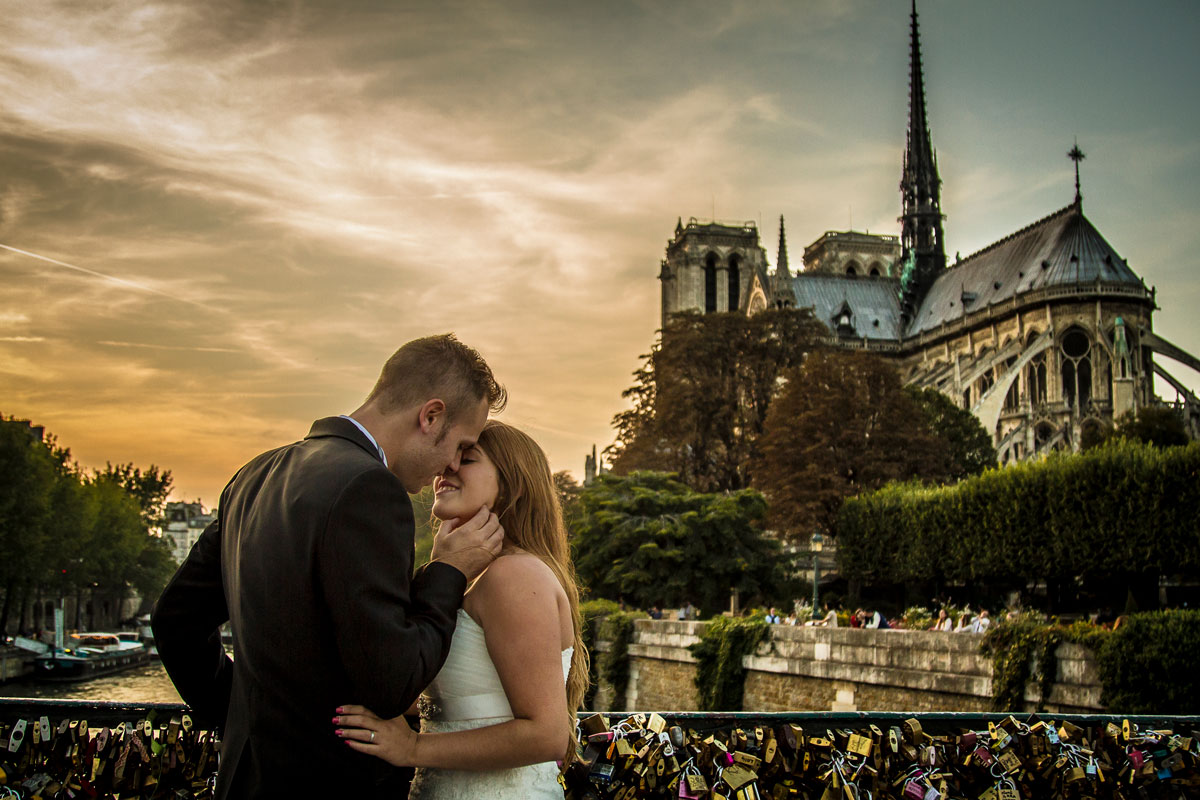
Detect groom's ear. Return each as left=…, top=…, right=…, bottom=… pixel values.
left=417, top=398, right=448, bottom=434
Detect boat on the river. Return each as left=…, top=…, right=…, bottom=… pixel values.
left=32, top=632, right=151, bottom=683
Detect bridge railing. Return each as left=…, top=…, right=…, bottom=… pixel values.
left=2, top=700, right=1197, bottom=798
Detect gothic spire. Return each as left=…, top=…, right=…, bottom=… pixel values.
left=903, top=0, right=936, bottom=199
left=899, top=0, right=947, bottom=326
left=776, top=215, right=791, bottom=278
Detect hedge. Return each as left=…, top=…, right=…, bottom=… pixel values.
left=836, top=440, right=1200, bottom=587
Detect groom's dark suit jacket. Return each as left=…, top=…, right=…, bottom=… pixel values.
left=152, top=417, right=466, bottom=799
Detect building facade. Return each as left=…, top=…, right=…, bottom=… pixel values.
left=658, top=2, right=1200, bottom=461
left=163, top=501, right=215, bottom=564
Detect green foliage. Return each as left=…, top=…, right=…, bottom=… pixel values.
left=1084, top=407, right=1191, bottom=450
left=609, top=309, right=825, bottom=492
left=980, top=613, right=1070, bottom=711
left=756, top=350, right=957, bottom=540
left=1096, top=609, right=1200, bottom=713
left=0, top=417, right=178, bottom=633
left=689, top=615, right=769, bottom=711
left=600, top=610, right=646, bottom=710
left=571, top=471, right=794, bottom=618
left=836, top=440, right=1200, bottom=591
left=903, top=385, right=998, bottom=479
left=981, top=611, right=1200, bottom=714
left=580, top=599, right=621, bottom=709
left=899, top=606, right=934, bottom=631
left=410, top=485, right=436, bottom=566
left=554, top=470, right=583, bottom=532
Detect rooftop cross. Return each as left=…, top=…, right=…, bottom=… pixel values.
left=1068, top=140, right=1086, bottom=205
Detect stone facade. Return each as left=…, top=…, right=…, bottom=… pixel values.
left=588, top=619, right=1102, bottom=714
left=802, top=231, right=901, bottom=278
left=654, top=4, right=1200, bottom=459
left=659, top=219, right=772, bottom=322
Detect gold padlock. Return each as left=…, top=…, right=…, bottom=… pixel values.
left=847, top=733, right=872, bottom=758
left=722, top=763, right=757, bottom=791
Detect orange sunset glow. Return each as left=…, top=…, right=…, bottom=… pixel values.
left=2, top=1, right=1198, bottom=507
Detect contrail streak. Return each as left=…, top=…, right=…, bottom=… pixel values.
left=0, top=242, right=210, bottom=310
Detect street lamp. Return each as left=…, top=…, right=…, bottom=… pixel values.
left=810, top=531, right=824, bottom=621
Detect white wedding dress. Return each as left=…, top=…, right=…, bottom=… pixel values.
left=409, top=608, right=572, bottom=799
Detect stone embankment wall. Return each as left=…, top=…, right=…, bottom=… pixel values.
left=592, top=619, right=1102, bottom=713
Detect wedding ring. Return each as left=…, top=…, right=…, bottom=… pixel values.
left=370, top=731, right=376, bottom=743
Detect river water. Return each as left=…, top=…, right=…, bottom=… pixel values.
left=0, top=662, right=183, bottom=704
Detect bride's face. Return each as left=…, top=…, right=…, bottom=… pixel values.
left=431, top=443, right=500, bottom=521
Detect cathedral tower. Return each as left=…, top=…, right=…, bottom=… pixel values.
left=898, top=0, right=947, bottom=325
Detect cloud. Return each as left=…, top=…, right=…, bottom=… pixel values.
left=0, top=0, right=1197, bottom=504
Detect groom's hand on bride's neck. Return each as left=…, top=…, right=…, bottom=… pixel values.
left=429, top=506, right=503, bottom=581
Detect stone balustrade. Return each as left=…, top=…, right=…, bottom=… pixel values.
left=593, top=619, right=1102, bottom=713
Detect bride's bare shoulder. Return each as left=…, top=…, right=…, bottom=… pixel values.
left=471, top=552, right=559, bottom=602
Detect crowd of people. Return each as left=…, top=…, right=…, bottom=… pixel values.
left=758, top=603, right=994, bottom=633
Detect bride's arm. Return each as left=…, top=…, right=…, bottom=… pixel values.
left=336, top=555, right=569, bottom=770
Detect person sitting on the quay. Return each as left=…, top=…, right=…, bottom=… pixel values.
left=968, top=609, right=992, bottom=633
left=930, top=608, right=953, bottom=631
left=849, top=608, right=864, bottom=628
left=863, top=609, right=889, bottom=629
left=764, top=607, right=782, bottom=624
left=649, top=605, right=663, bottom=620
left=954, top=605, right=973, bottom=632
left=807, top=602, right=838, bottom=627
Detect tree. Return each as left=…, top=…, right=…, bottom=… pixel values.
left=571, top=471, right=794, bottom=617
left=755, top=350, right=952, bottom=541
left=0, top=419, right=55, bottom=634
left=904, top=385, right=998, bottom=479
left=553, top=470, right=583, bottom=533
left=608, top=309, right=826, bottom=492
left=410, top=485, right=436, bottom=566
left=98, top=462, right=173, bottom=528
left=1083, top=406, right=1191, bottom=450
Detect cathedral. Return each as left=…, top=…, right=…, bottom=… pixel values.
left=657, top=2, right=1200, bottom=463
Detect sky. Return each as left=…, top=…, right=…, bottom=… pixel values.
left=1, top=0, right=1198, bottom=507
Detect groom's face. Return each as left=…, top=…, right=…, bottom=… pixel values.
left=401, top=398, right=489, bottom=493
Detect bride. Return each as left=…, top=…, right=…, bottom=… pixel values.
left=334, top=420, right=589, bottom=798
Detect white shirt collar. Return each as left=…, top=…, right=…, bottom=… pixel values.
left=340, top=415, right=388, bottom=467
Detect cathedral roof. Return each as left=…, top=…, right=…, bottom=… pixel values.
left=907, top=202, right=1146, bottom=336
left=788, top=274, right=904, bottom=341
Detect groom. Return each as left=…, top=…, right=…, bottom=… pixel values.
left=152, top=334, right=507, bottom=798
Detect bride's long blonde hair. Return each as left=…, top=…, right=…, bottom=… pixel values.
left=475, top=420, right=589, bottom=766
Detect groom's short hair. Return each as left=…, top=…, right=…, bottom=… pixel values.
left=368, top=334, right=506, bottom=422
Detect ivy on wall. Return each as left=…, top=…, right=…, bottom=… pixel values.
left=600, top=611, right=645, bottom=711
left=981, top=611, right=1199, bottom=713
left=688, top=616, right=769, bottom=712
left=579, top=600, right=646, bottom=711
left=580, top=599, right=619, bottom=709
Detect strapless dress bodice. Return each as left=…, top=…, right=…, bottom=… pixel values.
left=408, top=609, right=572, bottom=800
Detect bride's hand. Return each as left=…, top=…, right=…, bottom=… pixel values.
left=334, top=704, right=417, bottom=767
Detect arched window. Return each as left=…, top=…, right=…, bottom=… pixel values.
left=1059, top=327, right=1092, bottom=409
left=704, top=252, right=718, bottom=313
left=845, top=260, right=860, bottom=276
left=728, top=254, right=741, bottom=311
left=868, top=262, right=883, bottom=277
left=1001, top=356, right=1020, bottom=410
left=1026, top=352, right=1047, bottom=405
